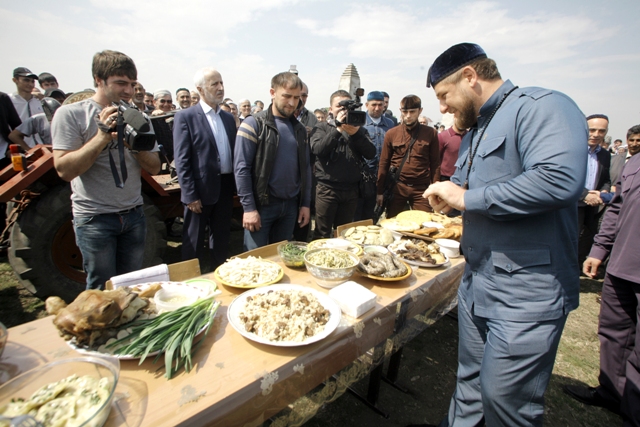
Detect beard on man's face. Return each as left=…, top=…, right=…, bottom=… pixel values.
left=454, top=90, right=477, bottom=130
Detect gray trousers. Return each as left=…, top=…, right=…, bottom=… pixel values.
left=440, top=294, right=567, bottom=427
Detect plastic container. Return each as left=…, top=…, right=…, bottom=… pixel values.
left=154, top=284, right=199, bottom=311
left=277, top=241, right=308, bottom=268
left=329, top=281, right=377, bottom=318
left=304, top=248, right=359, bottom=288
left=0, top=356, right=119, bottom=427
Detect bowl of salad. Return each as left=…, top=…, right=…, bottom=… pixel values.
left=277, top=241, right=309, bottom=268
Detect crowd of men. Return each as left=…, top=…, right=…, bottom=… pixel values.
left=1, top=44, right=639, bottom=426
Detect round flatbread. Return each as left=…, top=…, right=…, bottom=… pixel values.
left=380, top=218, right=420, bottom=232
left=396, top=210, right=432, bottom=224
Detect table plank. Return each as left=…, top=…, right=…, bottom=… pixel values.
left=2, top=249, right=463, bottom=427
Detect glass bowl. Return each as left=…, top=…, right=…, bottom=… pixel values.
left=0, top=356, right=119, bottom=427
left=304, top=248, right=360, bottom=288
left=277, top=241, right=308, bottom=268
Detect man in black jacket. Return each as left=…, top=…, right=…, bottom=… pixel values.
left=578, top=114, right=611, bottom=265
left=310, top=90, right=375, bottom=238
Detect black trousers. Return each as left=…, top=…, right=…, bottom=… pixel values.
left=181, top=174, right=234, bottom=272
left=578, top=205, right=603, bottom=265
left=598, top=273, right=640, bottom=425
left=313, top=183, right=358, bottom=239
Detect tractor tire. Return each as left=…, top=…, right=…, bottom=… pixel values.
left=8, top=184, right=167, bottom=303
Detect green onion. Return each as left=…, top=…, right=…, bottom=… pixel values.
left=107, top=297, right=220, bottom=379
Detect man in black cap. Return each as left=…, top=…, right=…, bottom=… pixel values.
left=10, top=67, right=44, bottom=147
left=44, top=88, right=66, bottom=104
left=414, top=43, right=588, bottom=427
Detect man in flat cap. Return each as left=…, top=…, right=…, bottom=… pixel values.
left=415, top=43, right=587, bottom=427
left=377, top=94, right=439, bottom=218
left=10, top=67, right=44, bottom=147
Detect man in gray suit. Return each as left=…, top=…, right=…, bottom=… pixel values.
left=416, top=43, right=587, bottom=427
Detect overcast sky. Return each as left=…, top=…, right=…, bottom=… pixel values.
left=1, top=0, right=638, bottom=139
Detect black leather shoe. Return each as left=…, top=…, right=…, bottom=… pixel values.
left=562, top=385, right=621, bottom=415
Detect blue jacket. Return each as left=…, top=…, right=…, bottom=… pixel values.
left=454, top=80, right=588, bottom=321
left=173, top=103, right=237, bottom=205
left=362, top=113, right=395, bottom=174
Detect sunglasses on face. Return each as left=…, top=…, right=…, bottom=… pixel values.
left=158, top=99, right=172, bottom=104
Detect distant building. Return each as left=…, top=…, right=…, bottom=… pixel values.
left=338, top=63, right=361, bottom=99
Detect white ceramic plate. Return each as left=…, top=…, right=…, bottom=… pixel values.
left=227, top=284, right=342, bottom=347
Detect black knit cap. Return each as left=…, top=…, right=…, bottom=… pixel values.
left=426, top=43, right=487, bottom=88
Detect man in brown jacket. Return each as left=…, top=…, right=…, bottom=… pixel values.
left=376, top=94, right=439, bottom=218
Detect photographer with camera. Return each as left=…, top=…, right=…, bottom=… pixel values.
left=310, top=89, right=375, bottom=238
left=52, top=50, right=160, bottom=290
left=376, top=94, right=439, bottom=218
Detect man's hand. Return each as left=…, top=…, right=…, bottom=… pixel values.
left=423, top=181, right=466, bottom=213
left=98, top=106, right=118, bottom=141
left=376, top=194, right=384, bottom=206
left=243, top=210, right=261, bottom=232
left=150, top=110, right=164, bottom=116
left=335, top=109, right=359, bottom=135
left=31, top=88, right=44, bottom=100
left=298, top=206, right=310, bottom=227
left=340, top=124, right=359, bottom=135
left=583, top=257, right=602, bottom=278
left=585, top=191, right=603, bottom=206
left=187, top=199, right=202, bottom=214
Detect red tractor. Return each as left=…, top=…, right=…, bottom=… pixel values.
left=0, top=145, right=183, bottom=302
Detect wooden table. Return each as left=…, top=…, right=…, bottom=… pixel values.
left=1, top=243, right=464, bottom=427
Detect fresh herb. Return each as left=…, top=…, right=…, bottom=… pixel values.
left=107, top=297, right=220, bottom=379
left=282, top=243, right=306, bottom=258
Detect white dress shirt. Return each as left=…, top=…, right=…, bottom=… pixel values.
left=199, top=100, right=232, bottom=174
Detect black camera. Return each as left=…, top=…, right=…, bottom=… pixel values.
left=336, top=88, right=366, bottom=126
left=114, top=101, right=156, bottom=151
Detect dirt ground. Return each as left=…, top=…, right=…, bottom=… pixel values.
left=0, top=230, right=623, bottom=426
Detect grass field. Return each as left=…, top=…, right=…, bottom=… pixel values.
left=0, top=237, right=623, bottom=426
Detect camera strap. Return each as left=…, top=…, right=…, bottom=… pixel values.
left=108, top=114, right=128, bottom=188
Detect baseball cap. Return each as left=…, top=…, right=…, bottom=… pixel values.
left=44, top=88, right=66, bottom=99
left=13, top=67, right=38, bottom=79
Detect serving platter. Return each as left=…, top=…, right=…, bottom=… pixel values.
left=227, top=284, right=342, bottom=347
left=68, top=281, right=216, bottom=359
left=388, top=248, right=449, bottom=268
left=67, top=323, right=210, bottom=360
left=214, top=259, right=284, bottom=289
left=358, top=260, right=413, bottom=281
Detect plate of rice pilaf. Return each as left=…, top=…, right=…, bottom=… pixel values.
left=227, top=284, right=342, bottom=346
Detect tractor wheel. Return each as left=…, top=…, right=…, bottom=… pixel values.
left=8, top=185, right=167, bottom=303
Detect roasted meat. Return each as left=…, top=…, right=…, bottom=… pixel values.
left=51, top=287, right=147, bottom=347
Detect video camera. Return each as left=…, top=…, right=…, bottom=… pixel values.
left=335, top=88, right=366, bottom=126
left=113, top=101, right=156, bottom=151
